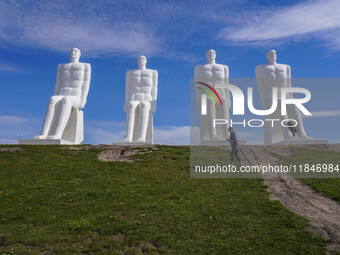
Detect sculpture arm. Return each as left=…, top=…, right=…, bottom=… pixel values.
left=53, top=64, right=62, bottom=95
left=224, top=65, right=231, bottom=109
left=255, top=66, right=268, bottom=109
left=151, top=70, right=158, bottom=114
left=124, top=71, right=130, bottom=113
left=194, top=66, right=201, bottom=111
left=79, top=64, right=91, bottom=109
left=285, top=64, right=295, bottom=118
left=286, top=65, right=293, bottom=99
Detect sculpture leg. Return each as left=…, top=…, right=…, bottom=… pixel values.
left=124, top=101, right=139, bottom=142
left=277, top=101, right=290, bottom=140
left=207, top=99, right=218, bottom=139
left=36, top=96, right=63, bottom=138
left=138, top=101, right=151, bottom=142
left=52, top=96, right=79, bottom=139
left=220, top=101, right=230, bottom=139
left=287, top=105, right=308, bottom=138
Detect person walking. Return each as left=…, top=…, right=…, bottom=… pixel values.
left=227, top=127, right=243, bottom=166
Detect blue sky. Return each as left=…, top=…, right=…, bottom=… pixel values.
left=0, top=0, right=339, bottom=144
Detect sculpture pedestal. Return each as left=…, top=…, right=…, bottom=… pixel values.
left=19, top=139, right=75, bottom=145
left=274, top=138, right=328, bottom=145
left=263, top=115, right=326, bottom=145
left=263, top=115, right=284, bottom=145
left=61, top=108, right=84, bottom=144
left=201, top=140, right=247, bottom=146
left=19, top=108, right=84, bottom=145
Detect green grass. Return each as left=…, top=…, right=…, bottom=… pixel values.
left=0, top=145, right=332, bottom=254
left=277, top=147, right=340, bottom=203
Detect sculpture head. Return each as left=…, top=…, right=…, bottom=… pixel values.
left=137, top=55, right=147, bottom=69
left=206, top=49, right=216, bottom=63
left=70, top=48, right=81, bottom=63
left=266, top=49, right=277, bottom=64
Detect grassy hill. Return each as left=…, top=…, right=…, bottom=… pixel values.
left=0, top=145, right=338, bottom=255
left=277, top=146, right=340, bottom=203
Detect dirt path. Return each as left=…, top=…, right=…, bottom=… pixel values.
left=239, top=145, right=340, bottom=253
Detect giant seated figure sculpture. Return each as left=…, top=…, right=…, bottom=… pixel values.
left=20, top=48, right=91, bottom=145
left=194, top=49, right=231, bottom=143
left=255, top=50, right=313, bottom=145
left=123, top=55, right=158, bottom=144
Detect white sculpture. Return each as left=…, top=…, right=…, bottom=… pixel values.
left=255, top=50, right=312, bottom=145
left=33, top=48, right=91, bottom=144
left=123, top=56, right=158, bottom=144
left=194, top=49, right=231, bottom=142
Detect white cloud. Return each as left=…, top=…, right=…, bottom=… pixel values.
left=0, top=62, right=19, bottom=72
left=0, top=115, right=30, bottom=127
left=0, top=0, right=243, bottom=59
left=0, top=138, right=18, bottom=144
left=0, top=116, right=191, bottom=145
left=0, top=1, right=162, bottom=57
left=85, top=121, right=191, bottom=145
left=304, top=110, right=340, bottom=117
left=154, top=126, right=190, bottom=145
left=219, top=0, right=340, bottom=51
left=84, top=120, right=125, bottom=144
left=85, top=127, right=125, bottom=145
left=2, top=0, right=340, bottom=58
left=0, top=115, right=41, bottom=144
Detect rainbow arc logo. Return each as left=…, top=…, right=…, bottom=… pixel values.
left=196, top=82, right=223, bottom=115
left=196, top=82, right=223, bottom=106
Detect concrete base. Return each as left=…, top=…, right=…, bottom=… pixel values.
left=21, top=108, right=84, bottom=145
left=275, top=138, right=328, bottom=145
left=201, top=140, right=247, bottom=146
left=19, top=139, right=76, bottom=145
left=112, top=141, right=153, bottom=146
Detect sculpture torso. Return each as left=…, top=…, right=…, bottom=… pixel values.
left=256, top=63, right=290, bottom=99
left=195, top=63, right=228, bottom=99
left=126, top=69, right=155, bottom=101
left=58, top=62, right=87, bottom=97
left=195, top=63, right=226, bottom=86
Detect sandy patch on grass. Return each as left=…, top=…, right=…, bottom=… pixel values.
left=97, top=145, right=159, bottom=162
left=0, top=147, right=22, bottom=152
left=67, top=146, right=91, bottom=151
